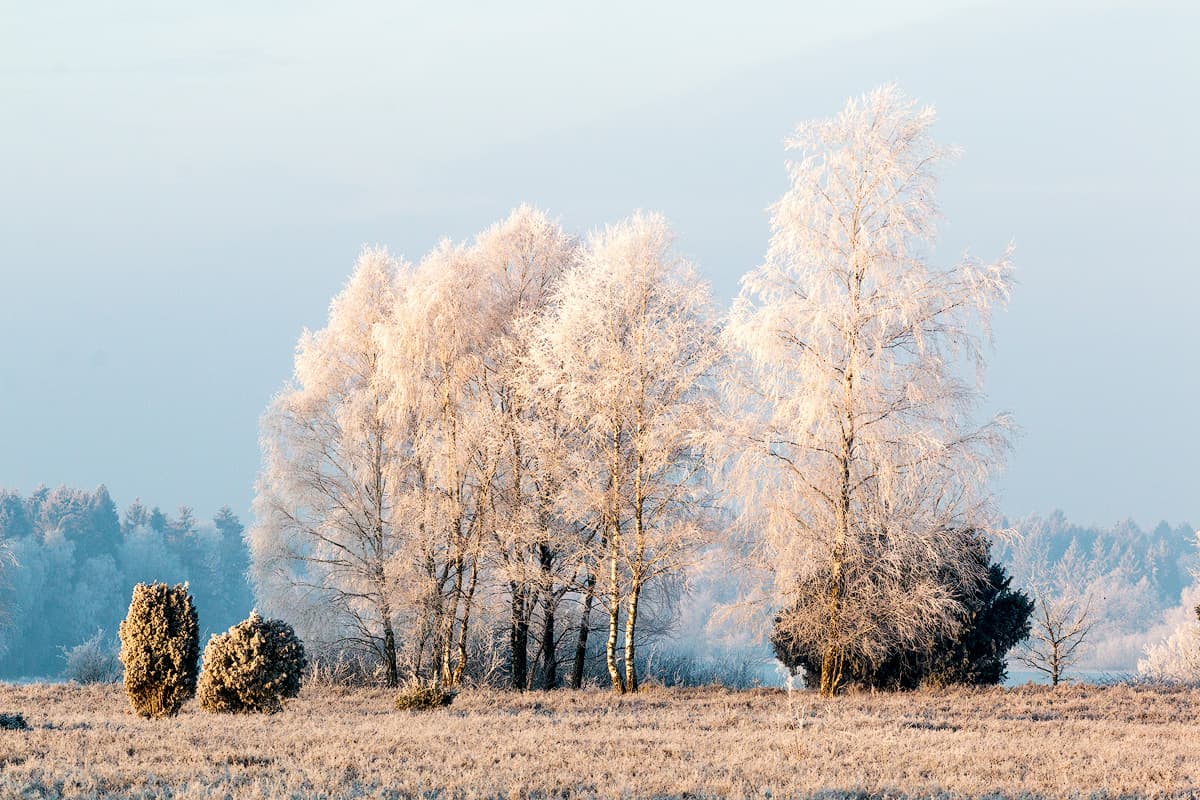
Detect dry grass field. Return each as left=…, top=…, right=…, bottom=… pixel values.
left=1, top=682, right=1198, bottom=799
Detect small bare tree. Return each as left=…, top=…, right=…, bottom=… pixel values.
left=1018, top=587, right=1095, bottom=686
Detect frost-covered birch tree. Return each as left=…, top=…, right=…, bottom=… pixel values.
left=377, top=209, right=577, bottom=689
left=385, top=240, right=502, bottom=687
left=251, top=207, right=593, bottom=690
left=471, top=207, right=580, bottom=690
left=1138, top=531, right=1200, bottom=684
left=1139, top=605, right=1200, bottom=685
left=249, top=248, right=411, bottom=687
left=531, top=213, right=721, bottom=693
left=723, top=85, right=1014, bottom=696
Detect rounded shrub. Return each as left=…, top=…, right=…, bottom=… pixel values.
left=0, top=712, right=30, bottom=731
left=197, top=612, right=306, bottom=714
left=62, top=628, right=121, bottom=684
left=118, top=582, right=200, bottom=718
left=394, top=681, right=455, bottom=711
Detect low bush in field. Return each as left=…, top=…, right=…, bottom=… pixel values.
left=62, top=629, right=122, bottom=684
left=394, top=681, right=455, bottom=711
left=0, top=712, right=29, bottom=730
left=118, top=582, right=200, bottom=718
left=198, top=612, right=306, bottom=714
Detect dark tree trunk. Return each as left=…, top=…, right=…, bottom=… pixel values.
left=539, top=545, right=558, bottom=689
left=510, top=582, right=529, bottom=691
left=570, top=569, right=597, bottom=690
left=382, top=614, right=399, bottom=688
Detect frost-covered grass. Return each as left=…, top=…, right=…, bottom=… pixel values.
left=1, top=682, right=1198, bottom=798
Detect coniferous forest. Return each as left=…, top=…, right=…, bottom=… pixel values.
left=0, top=485, right=252, bottom=678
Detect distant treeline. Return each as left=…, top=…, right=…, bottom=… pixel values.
left=0, top=483, right=1193, bottom=680
left=0, top=485, right=253, bottom=678
left=998, top=512, right=1199, bottom=670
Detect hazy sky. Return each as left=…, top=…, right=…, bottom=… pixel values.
left=1, top=1, right=1196, bottom=530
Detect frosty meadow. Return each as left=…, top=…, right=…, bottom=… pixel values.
left=2, top=85, right=1199, bottom=799
left=3, top=682, right=1200, bottom=799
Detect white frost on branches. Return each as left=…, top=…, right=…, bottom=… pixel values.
left=720, top=85, right=1014, bottom=695
left=529, top=212, right=722, bottom=692
left=249, top=86, right=1026, bottom=696
left=249, top=207, right=719, bottom=691
left=1138, top=532, right=1200, bottom=685
left=250, top=248, right=411, bottom=686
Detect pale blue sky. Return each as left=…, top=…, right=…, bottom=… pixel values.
left=1, top=1, right=1196, bottom=529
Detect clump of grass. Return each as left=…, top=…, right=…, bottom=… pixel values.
left=394, top=681, right=455, bottom=711
left=0, top=712, right=29, bottom=730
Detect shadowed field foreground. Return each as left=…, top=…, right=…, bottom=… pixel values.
left=1, top=683, right=1198, bottom=799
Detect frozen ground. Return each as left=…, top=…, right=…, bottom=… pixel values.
left=1, top=682, right=1198, bottom=798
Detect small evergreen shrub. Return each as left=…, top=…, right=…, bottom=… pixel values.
left=0, top=712, right=29, bottom=730
left=773, top=534, right=1033, bottom=691
left=118, top=582, right=200, bottom=718
left=197, top=612, right=306, bottom=714
left=62, top=629, right=122, bottom=684
left=394, top=681, right=455, bottom=711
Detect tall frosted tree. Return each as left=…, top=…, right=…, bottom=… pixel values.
left=371, top=206, right=583, bottom=689
left=723, top=85, right=1014, bottom=696
left=386, top=238, right=505, bottom=687
left=249, top=248, right=410, bottom=687
left=471, top=207, right=580, bottom=690
left=531, top=212, right=721, bottom=693
left=121, top=498, right=149, bottom=535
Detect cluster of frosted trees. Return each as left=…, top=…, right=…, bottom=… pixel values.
left=1139, top=601, right=1200, bottom=683
left=250, top=209, right=719, bottom=692
left=250, top=85, right=1015, bottom=695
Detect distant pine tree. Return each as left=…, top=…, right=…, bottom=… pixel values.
left=122, top=498, right=149, bottom=536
